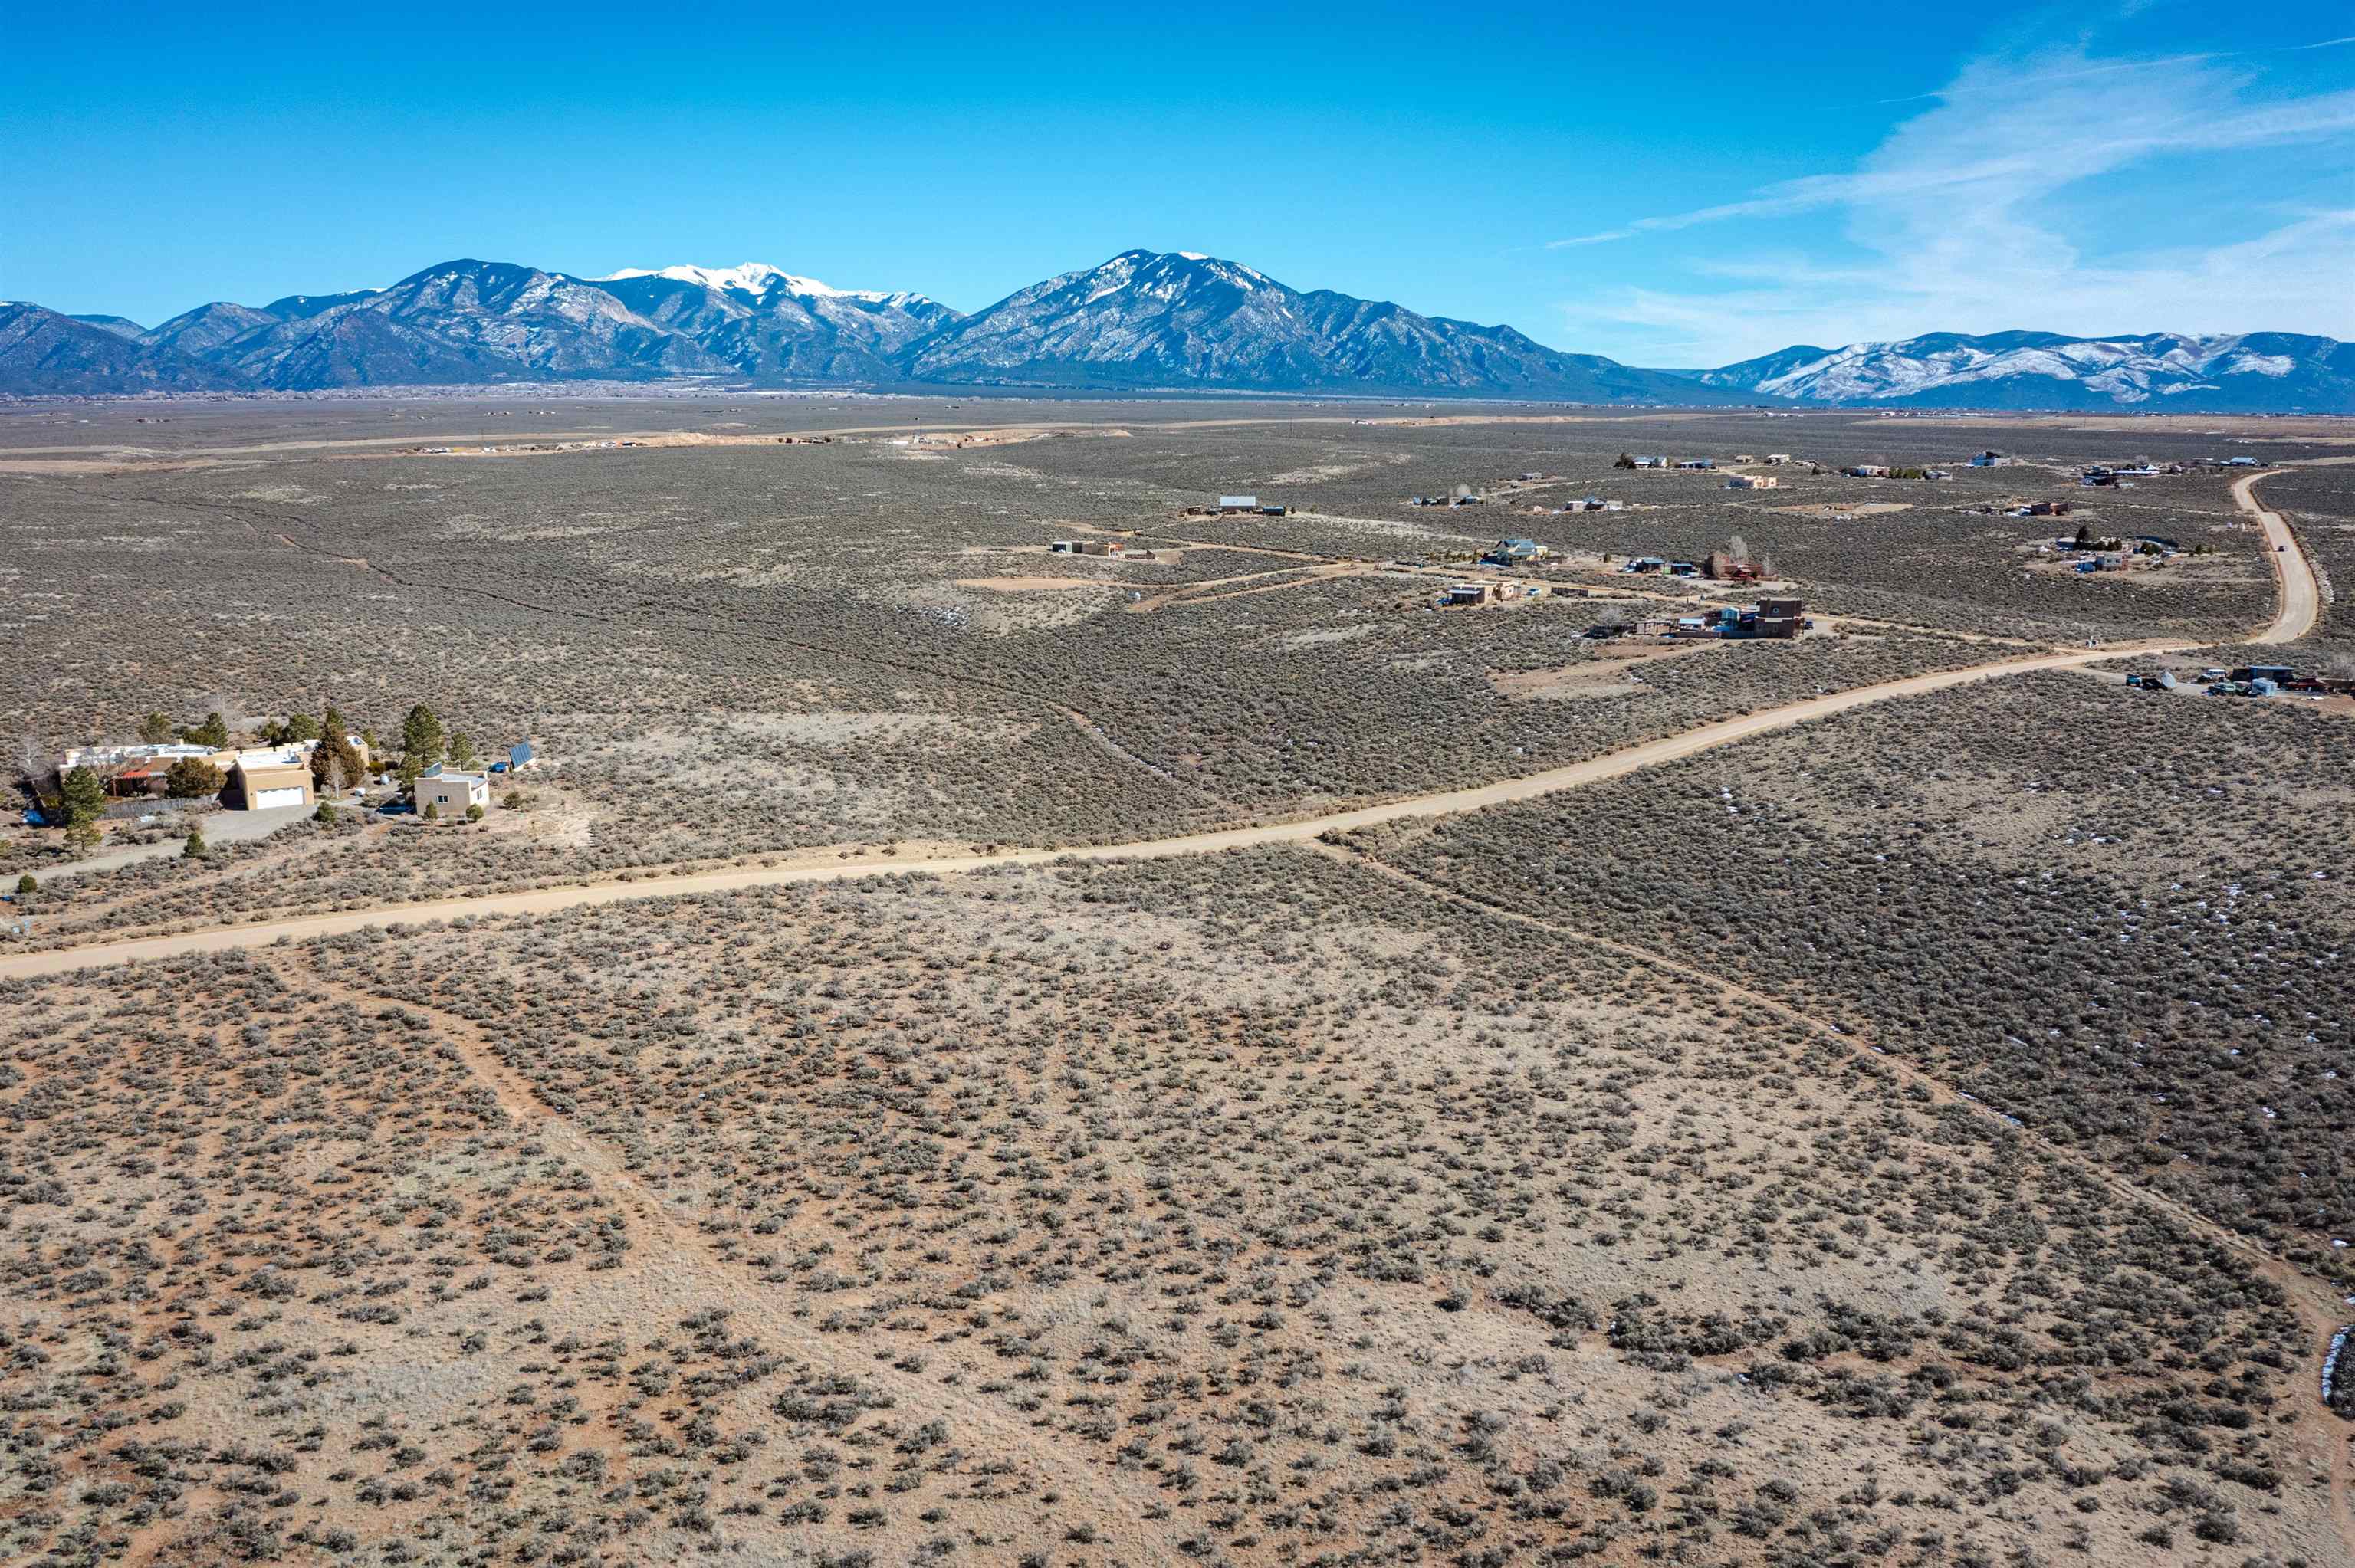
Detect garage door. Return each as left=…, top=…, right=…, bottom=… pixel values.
left=254, top=786, right=306, bottom=809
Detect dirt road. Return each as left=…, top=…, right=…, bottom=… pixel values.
left=0, top=464, right=2318, bottom=982
left=2240, top=469, right=2321, bottom=644
left=0, top=640, right=2196, bottom=982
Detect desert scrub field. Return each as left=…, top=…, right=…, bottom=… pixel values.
left=3, top=606, right=2000, bottom=953
left=6, top=421, right=2034, bottom=942
left=1346, top=670, right=2355, bottom=1277
left=4, top=851, right=2343, bottom=1564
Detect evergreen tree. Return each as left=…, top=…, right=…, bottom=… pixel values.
left=285, top=712, right=320, bottom=741
left=310, top=732, right=366, bottom=794
left=163, top=758, right=225, bottom=799
left=183, top=828, right=207, bottom=859
left=185, top=711, right=231, bottom=749
left=401, top=704, right=445, bottom=766
left=57, top=766, right=105, bottom=830
left=448, top=731, right=478, bottom=769
left=137, top=712, right=174, bottom=745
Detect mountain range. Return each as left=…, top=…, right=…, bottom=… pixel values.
left=4, top=252, right=2347, bottom=411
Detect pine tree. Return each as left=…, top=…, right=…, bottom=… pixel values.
left=401, top=704, right=445, bottom=766
left=57, top=766, right=105, bottom=830
left=183, top=828, right=207, bottom=859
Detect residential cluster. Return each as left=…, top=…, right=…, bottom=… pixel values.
left=1595, top=596, right=1811, bottom=641
left=2040, top=527, right=2187, bottom=574
left=1619, top=549, right=1768, bottom=582
left=2186, top=663, right=2355, bottom=699
left=15, top=708, right=539, bottom=851
left=1434, top=579, right=1592, bottom=608
left=57, top=735, right=373, bottom=814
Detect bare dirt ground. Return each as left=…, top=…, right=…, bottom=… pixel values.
left=1771, top=500, right=1916, bottom=518
left=1488, top=641, right=1725, bottom=700
left=951, top=576, right=1107, bottom=592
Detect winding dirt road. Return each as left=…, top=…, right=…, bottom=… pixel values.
left=0, top=641, right=2190, bottom=981
left=0, top=467, right=2307, bottom=984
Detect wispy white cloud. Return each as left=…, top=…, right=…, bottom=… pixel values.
left=1552, top=42, right=2355, bottom=363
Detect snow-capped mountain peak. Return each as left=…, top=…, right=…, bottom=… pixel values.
left=593, top=262, right=899, bottom=303
left=1687, top=329, right=2351, bottom=411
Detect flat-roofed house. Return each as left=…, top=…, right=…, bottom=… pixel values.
left=418, top=765, right=490, bottom=816
left=229, top=753, right=314, bottom=811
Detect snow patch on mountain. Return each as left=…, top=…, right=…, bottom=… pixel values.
left=595, top=262, right=912, bottom=304
left=1698, top=330, right=2353, bottom=409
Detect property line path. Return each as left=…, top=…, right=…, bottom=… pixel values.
left=0, top=471, right=2311, bottom=982
left=268, top=952, right=1183, bottom=1557
left=1310, top=837, right=2355, bottom=1559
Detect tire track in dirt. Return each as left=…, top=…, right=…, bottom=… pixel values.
left=1310, top=838, right=2355, bottom=1557
left=268, top=952, right=1182, bottom=1555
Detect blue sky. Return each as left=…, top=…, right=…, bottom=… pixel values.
left=8, top=0, right=2350, bottom=364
